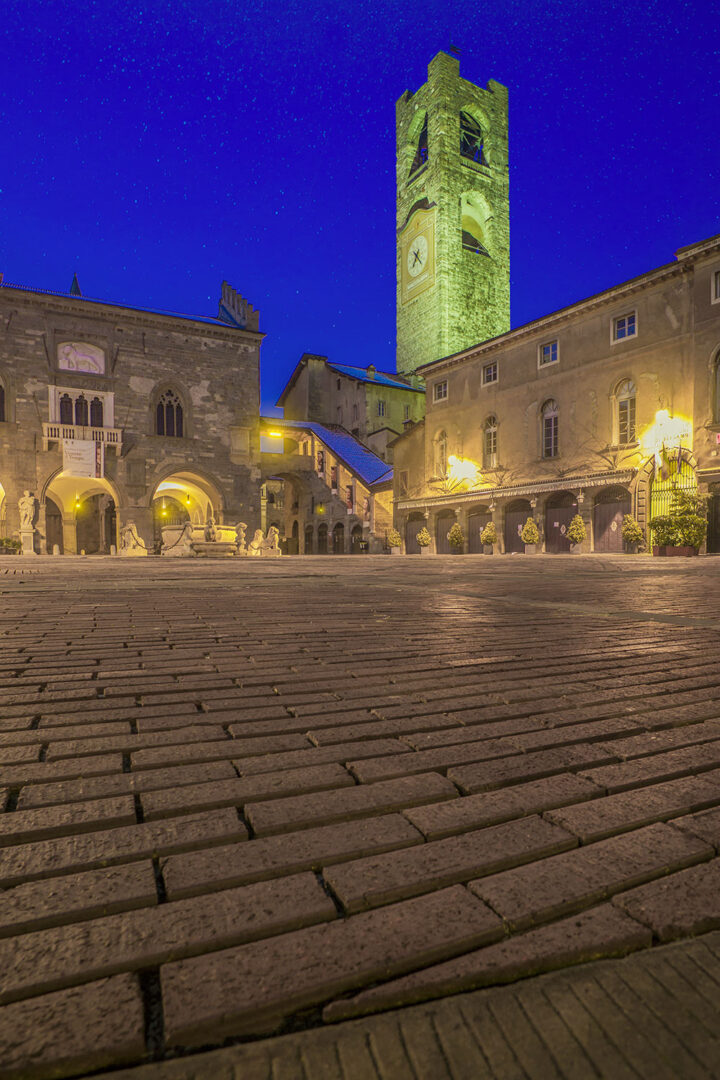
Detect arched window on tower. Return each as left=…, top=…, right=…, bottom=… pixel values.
left=461, top=193, right=490, bottom=256
left=460, top=111, right=487, bottom=165
left=542, top=400, right=559, bottom=458
left=90, top=397, right=104, bottom=428
left=483, top=415, right=498, bottom=468
left=433, top=430, right=448, bottom=477
left=409, top=116, right=428, bottom=177
left=74, top=394, right=88, bottom=427
left=156, top=390, right=184, bottom=437
left=59, top=394, right=73, bottom=424
left=615, top=379, right=636, bottom=444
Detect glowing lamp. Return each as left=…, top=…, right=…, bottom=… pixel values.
left=446, top=454, right=481, bottom=491
left=268, top=431, right=283, bottom=438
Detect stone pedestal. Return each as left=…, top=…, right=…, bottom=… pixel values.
left=20, top=529, right=36, bottom=556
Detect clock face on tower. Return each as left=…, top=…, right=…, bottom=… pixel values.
left=407, top=234, right=428, bottom=277
left=399, top=207, right=436, bottom=304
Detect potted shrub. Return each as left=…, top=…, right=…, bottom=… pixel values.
left=416, top=526, right=432, bottom=554
left=447, top=521, right=464, bottom=553
left=566, top=513, right=586, bottom=553
left=520, top=517, right=540, bottom=554
left=387, top=528, right=402, bottom=555
left=621, top=514, right=645, bottom=554
left=480, top=520, right=497, bottom=554
left=0, top=538, right=21, bottom=556
left=650, top=489, right=707, bottom=556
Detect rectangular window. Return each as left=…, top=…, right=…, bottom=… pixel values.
left=613, top=312, right=637, bottom=341
left=398, top=470, right=409, bottom=496
left=345, top=485, right=353, bottom=510
left=352, top=403, right=358, bottom=421
left=543, top=415, right=558, bottom=458
left=618, top=398, right=636, bottom=444
left=377, top=400, right=386, bottom=417
left=403, top=404, right=410, bottom=420
left=484, top=428, right=497, bottom=465
left=433, top=380, right=448, bottom=402
left=713, top=270, right=720, bottom=303
left=330, top=465, right=338, bottom=491
left=539, top=341, right=558, bottom=366
left=482, top=361, right=498, bottom=385
left=317, top=451, right=325, bottom=474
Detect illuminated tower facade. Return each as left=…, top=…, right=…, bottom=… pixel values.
left=396, top=52, right=510, bottom=375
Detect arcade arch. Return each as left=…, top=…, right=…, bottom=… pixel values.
left=43, top=471, right=121, bottom=555
left=151, top=471, right=224, bottom=552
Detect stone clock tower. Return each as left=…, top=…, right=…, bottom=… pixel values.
left=396, top=52, right=510, bottom=375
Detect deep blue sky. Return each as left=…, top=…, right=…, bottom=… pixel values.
left=1, top=1, right=718, bottom=413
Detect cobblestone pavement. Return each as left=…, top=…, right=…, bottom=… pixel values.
left=1, top=553, right=720, bottom=1078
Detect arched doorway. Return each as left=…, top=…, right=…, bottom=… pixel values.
left=332, top=521, right=345, bottom=554
left=435, top=511, right=455, bottom=554
left=304, top=524, right=314, bottom=555
left=468, top=506, right=492, bottom=553
left=152, top=471, right=223, bottom=553
left=44, top=472, right=120, bottom=555
left=545, top=492, right=578, bottom=553
left=317, top=523, right=328, bottom=554
left=504, top=499, right=532, bottom=554
left=405, top=513, right=425, bottom=554
left=594, top=486, right=631, bottom=553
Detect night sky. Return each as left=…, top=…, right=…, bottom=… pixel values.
left=1, top=1, right=718, bottom=414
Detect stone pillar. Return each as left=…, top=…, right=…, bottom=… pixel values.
left=36, top=503, right=48, bottom=554
left=62, top=514, right=78, bottom=555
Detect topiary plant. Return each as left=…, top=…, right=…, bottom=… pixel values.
left=447, top=522, right=464, bottom=548
left=520, top=517, right=540, bottom=545
left=566, top=514, right=586, bottom=545
left=480, top=521, right=498, bottom=545
left=416, top=526, right=431, bottom=547
left=621, top=514, right=644, bottom=546
left=387, top=528, right=402, bottom=549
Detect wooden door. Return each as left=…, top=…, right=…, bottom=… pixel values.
left=545, top=505, right=575, bottom=553
left=405, top=519, right=422, bottom=554
left=594, top=496, right=629, bottom=553
left=435, top=515, right=454, bottom=554
left=468, top=511, right=491, bottom=553
left=504, top=508, right=528, bottom=553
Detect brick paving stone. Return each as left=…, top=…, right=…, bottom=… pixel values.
left=306, top=714, right=460, bottom=745
left=403, top=717, right=547, bottom=750
left=247, top=772, right=458, bottom=837
left=0, top=973, right=146, bottom=1080
left=0, top=861, right=157, bottom=937
left=545, top=770, right=720, bottom=842
left=0, top=808, right=247, bottom=887
left=405, top=773, right=602, bottom=840
left=348, top=739, right=522, bottom=784
left=0, top=794, right=137, bottom=845
left=324, top=816, right=576, bottom=914
left=670, top=805, right=720, bottom=849
left=17, top=760, right=238, bottom=810
left=0, top=871, right=334, bottom=1005
left=45, top=724, right=229, bottom=761
left=448, top=744, right=618, bottom=794
left=0, top=753, right=124, bottom=787
left=595, top=721, right=720, bottom=760
left=161, top=886, right=501, bottom=1047
left=141, top=762, right=354, bottom=820
left=3, top=721, right=132, bottom=745
left=0, top=745, right=42, bottom=765
left=232, top=738, right=412, bottom=776
left=164, top=813, right=423, bottom=899
left=504, top=717, right=645, bottom=752
left=469, top=822, right=712, bottom=929
left=613, top=860, right=720, bottom=940
left=322, top=903, right=652, bottom=1022
left=580, top=742, right=720, bottom=793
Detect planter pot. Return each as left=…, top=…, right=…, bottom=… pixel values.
left=450, top=547, right=463, bottom=555
left=625, top=542, right=639, bottom=555
left=419, top=546, right=432, bottom=555
left=666, top=545, right=699, bottom=557
left=390, top=547, right=401, bottom=555
left=653, top=546, right=667, bottom=556
left=569, top=544, right=582, bottom=554
left=483, top=545, right=494, bottom=555
left=524, top=544, right=537, bottom=555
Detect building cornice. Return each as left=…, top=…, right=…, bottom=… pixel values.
left=397, top=470, right=636, bottom=510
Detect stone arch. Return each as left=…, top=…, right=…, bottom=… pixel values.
left=460, top=190, right=492, bottom=256
left=42, top=467, right=123, bottom=555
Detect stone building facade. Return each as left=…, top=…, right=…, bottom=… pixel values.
left=0, top=278, right=263, bottom=554
left=393, top=234, right=720, bottom=554
left=277, top=353, right=425, bottom=462
left=396, top=52, right=510, bottom=375
left=260, top=419, right=393, bottom=554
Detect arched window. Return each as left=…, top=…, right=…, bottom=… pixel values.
left=409, top=116, right=428, bottom=177
left=542, top=400, right=559, bottom=458
left=59, top=394, right=73, bottom=424
left=461, top=193, right=490, bottom=256
left=156, top=390, right=184, bottom=437
left=90, top=397, right=104, bottom=428
left=483, top=416, right=498, bottom=468
left=460, top=111, right=486, bottom=165
left=74, top=394, right=88, bottom=426
left=434, top=430, right=448, bottom=477
left=616, top=379, right=636, bottom=444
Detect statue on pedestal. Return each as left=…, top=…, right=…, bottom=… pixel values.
left=248, top=529, right=265, bottom=556
left=264, top=525, right=282, bottom=557
left=18, top=491, right=35, bottom=531
left=119, top=521, right=148, bottom=557
left=235, top=522, right=248, bottom=556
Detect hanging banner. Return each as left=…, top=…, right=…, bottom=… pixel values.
left=62, top=439, right=104, bottom=478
